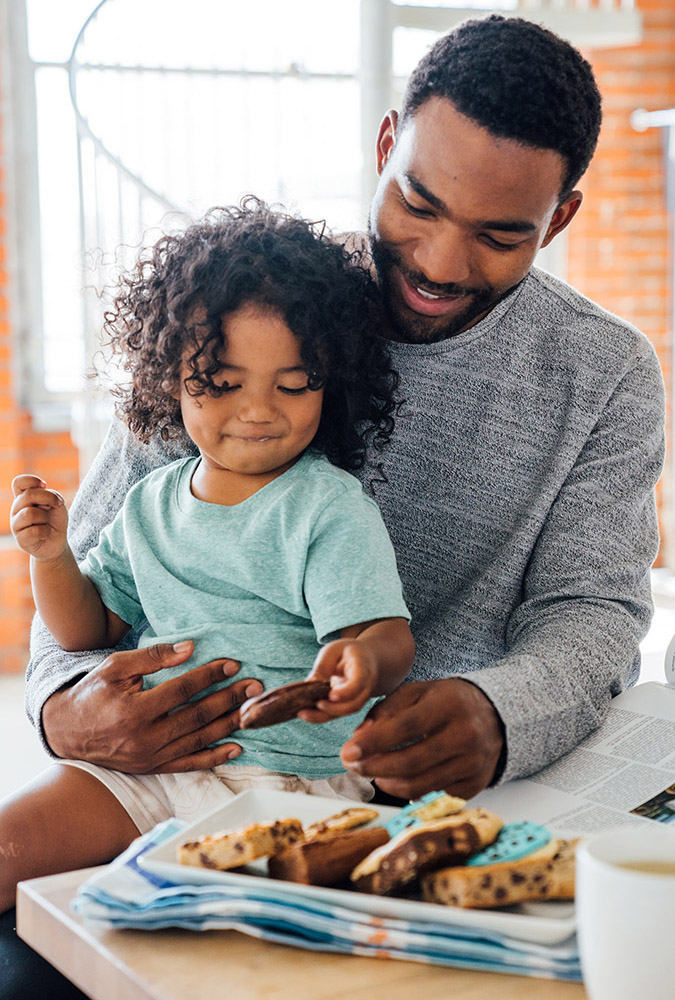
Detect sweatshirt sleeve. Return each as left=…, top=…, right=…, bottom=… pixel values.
left=469, top=344, right=665, bottom=783
left=24, top=418, right=191, bottom=753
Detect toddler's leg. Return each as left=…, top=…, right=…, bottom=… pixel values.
left=0, top=764, right=139, bottom=914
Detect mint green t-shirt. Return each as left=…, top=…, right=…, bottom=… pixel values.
left=80, top=451, right=410, bottom=777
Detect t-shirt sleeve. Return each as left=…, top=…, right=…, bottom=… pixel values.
left=304, top=489, right=410, bottom=643
left=79, top=504, right=145, bottom=629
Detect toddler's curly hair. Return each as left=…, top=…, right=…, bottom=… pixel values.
left=102, top=198, right=398, bottom=471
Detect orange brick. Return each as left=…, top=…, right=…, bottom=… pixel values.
left=0, top=649, right=29, bottom=674
left=0, top=616, right=32, bottom=647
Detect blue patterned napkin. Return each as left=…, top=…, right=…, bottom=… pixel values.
left=72, top=819, right=580, bottom=981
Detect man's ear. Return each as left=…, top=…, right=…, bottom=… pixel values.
left=540, top=191, right=583, bottom=248
left=376, top=110, right=399, bottom=175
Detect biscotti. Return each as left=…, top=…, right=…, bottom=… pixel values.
left=351, top=808, right=503, bottom=895
left=421, top=836, right=578, bottom=908
left=305, top=806, right=380, bottom=841
left=385, top=791, right=466, bottom=837
left=177, top=817, right=304, bottom=870
left=269, top=826, right=389, bottom=886
left=239, top=680, right=331, bottom=729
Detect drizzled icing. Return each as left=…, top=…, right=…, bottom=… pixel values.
left=466, top=820, right=551, bottom=866
left=384, top=790, right=464, bottom=837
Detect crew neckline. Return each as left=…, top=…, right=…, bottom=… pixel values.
left=175, top=450, right=315, bottom=514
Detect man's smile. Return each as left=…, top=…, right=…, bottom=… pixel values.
left=396, top=267, right=473, bottom=318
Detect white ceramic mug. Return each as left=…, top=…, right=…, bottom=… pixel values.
left=576, top=825, right=675, bottom=1000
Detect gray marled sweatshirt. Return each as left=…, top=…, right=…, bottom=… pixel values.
left=25, top=268, right=665, bottom=783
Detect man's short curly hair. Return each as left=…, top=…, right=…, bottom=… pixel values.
left=103, top=198, right=397, bottom=472
left=400, top=14, right=602, bottom=200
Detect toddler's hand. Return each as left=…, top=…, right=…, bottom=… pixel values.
left=300, top=639, right=378, bottom=722
left=10, top=474, right=69, bottom=562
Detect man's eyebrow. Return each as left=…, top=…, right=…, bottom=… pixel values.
left=405, top=170, right=537, bottom=234
left=405, top=171, right=446, bottom=212
left=477, top=218, right=538, bottom=234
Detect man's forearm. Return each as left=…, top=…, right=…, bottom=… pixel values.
left=472, top=597, right=648, bottom=783
left=25, top=614, right=114, bottom=754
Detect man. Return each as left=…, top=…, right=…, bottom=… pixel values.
left=16, top=14, right=666, bottom=831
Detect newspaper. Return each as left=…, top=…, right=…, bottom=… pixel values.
left=473, top=681, right=675, bottom=838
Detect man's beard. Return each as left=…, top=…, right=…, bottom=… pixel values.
left=369, top=232, right=507, bottom=344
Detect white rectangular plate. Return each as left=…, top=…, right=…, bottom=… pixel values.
left=139, top=789, right=575, bottom=945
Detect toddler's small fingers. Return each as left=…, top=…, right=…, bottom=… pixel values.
left=10, top=487, right=64, bottom=515
left=328, top=677, right=361, bottom=700
left=45, top=489, right=65, bottom=506
left=11, top=474, right=46, bottom=497
left=322, top=694, right=367, bottom=716
left=11, top=506, right=54, bottom=532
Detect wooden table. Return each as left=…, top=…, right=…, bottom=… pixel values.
left=17, top=868, right=589, bottom=1000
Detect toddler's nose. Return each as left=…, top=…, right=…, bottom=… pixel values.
left=237, top=392, right=276, bottom=423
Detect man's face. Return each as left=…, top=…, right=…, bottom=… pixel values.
left=369, top=97, right=581, bottom=343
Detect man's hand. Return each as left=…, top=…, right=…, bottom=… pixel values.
left=41, top=641, right=263, bottom=773
left=341, top=678, right=504, bottom=801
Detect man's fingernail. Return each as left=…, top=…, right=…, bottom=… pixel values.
left=342, top=744, right=362, bottom=762
left=173, top=641, right=192, bottom=653
left=222, top=661, right=239, bottom=677
left=245, top=682, right=262, bottom=698
left=227, top=747, right=242, bottom=760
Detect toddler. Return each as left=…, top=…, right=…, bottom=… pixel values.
left=4, top=200, right=413, bottom=908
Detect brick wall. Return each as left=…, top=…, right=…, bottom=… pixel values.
left=569, top=0, right=675, bottom=563
left=0, top=96, right=79, bottom=673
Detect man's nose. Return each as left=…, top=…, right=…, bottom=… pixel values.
left=411, top=224, right=473, bottom=287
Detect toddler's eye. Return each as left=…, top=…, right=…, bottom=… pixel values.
left=209, top=381, right=240, bottom=396
left=278, top=384, right=311, bottom=395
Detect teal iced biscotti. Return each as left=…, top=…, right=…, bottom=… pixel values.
left=421, top=835, right=578, bottom=908
left=350, top=808, right=504, bottom=895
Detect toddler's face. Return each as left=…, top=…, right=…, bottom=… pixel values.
left=179, top=304, right=323, bottom=482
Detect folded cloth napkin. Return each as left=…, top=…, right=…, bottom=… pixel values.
left=72, top=819, right=581, bottom=981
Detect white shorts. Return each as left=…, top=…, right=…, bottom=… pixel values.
left=58, top=759, right=375, bottom=834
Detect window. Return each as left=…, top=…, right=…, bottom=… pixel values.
left=5, top=0, right=641, bottom=446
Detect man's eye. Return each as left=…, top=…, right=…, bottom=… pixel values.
left=482, top=235, right=521, bottom=251
left=400, top=193, right=432, bottom=218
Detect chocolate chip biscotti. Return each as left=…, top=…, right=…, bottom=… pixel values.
left=305, top=806, right=380, bottom=841
left=177, top=817, right=304, bottom=871
left=421, top=823, right=578, bottom=909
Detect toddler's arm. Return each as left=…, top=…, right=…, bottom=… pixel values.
left=10, top=474, right=130, bottom=652
left=302, top=617, right=414, bottom=721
